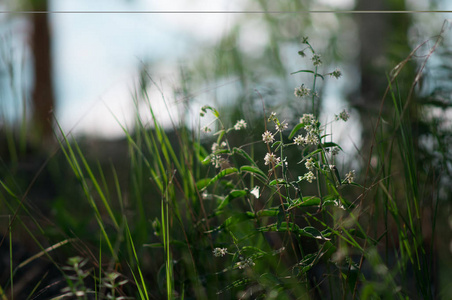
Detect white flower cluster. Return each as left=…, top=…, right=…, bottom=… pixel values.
left=210, top=141, right=229, bottom=169
left=312, top=54, right=322, bottom=66
left=262, top=130, right=275, bottom=144
left=211, top=141, right=227, bottom=153
left=268, top=112, right=277, bottom=122
left=213, top=248, right=228, bottom=257
left=331, top=147, right=340, bottom=156
left=294, top=84, right=311, bottom=98
left=234, top=119, right=247, bottom=130
left=304, top=133, right=319, bottom=145
left=299, top=114, right=316, bottom=125
left=335, top=109, right=350, bottom=122
left=330, top=69, right=342, bottom=79
left=294, top=114, right=320, bottom=146
left=236, top=257, right=255, bottom=269
left=299, top=171, right=317, bottom=183
left=344, top=170, right=355, bottom=184
left=305, top=157, right=315, bottom=171
left=264, top=152, right=280, bottom=166
left=275, top=121, right=288, bottom=132
left=211, top=155, right=222, bottom=168
left=293, top=134, right=306, bottom=146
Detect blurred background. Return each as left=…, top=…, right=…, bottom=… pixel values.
left=0, top=0, right=450, bottom=139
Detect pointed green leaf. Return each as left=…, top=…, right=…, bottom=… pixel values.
left=240, top=165, right=268, bottom=181
left=289, top=123, right=304, bottom=139
left=301, top=226, right=330, bottom=240
left=290, top=69, right=325, bottom=80
left=217, top=190, right=248, bottom=210
left=200, top=167, right=238, bottom=190
left=269, top=179, right=287, bottom=186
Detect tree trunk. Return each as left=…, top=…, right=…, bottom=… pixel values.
left=353, top=0, right=412, bottom=161
left=30, top=0, right=54, bottom=144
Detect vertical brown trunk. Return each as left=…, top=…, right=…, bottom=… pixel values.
left=354, top=0, right=411, bottom=160
left=31, top=0, right=54, bottom=143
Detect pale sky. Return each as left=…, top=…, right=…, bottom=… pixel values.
left=1, top=0, right=450, bottom=140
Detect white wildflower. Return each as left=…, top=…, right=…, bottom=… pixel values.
left=331, top=147, right=340, bottom=156
left=275, top=121, right=288, bottom=132
left=211, top=155, right=222, bottom=168
left=213, top=248, right=228, bottom=257
left=293, top=134, right=306, bottom=146
left=335, top=109, right=350, bottom=122
left=262, top=131, right=275, bottom=144
left=330, top=69, right=342, bottom=79
left=250, top=186, right=260, bottom=198
left=300, top=171, right=316, bottom=183
left=211, top=141, right=227, bottom=153
left=234, top=119, right=247, bottom=130
left=304, top=124, right=320, bottom=136
left=305, top=157, right=315, bottom=171
left=312, top=54, right=322, bottom=66
left=345, top=170, right=355, bottom=184
left=211, top=142, right=219, bottom=152
left=304, top=133, right=319, bottom=145
left=236, top=257, right=255, bottom=269
left=299, top=114, right=316, bottom=125
left=268, top=112, right=277, bottom=122
left=294, top=84, right=310, bottom=98
left=264, top=152, right=280, bottom=166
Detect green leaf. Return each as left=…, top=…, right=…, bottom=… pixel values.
left=201, top=105, right=220, bottom=118
left=233, top=148, right=257, bottom=166
left=206, top=212, right=255, bottom=233
left=256, top=209, right=279, bottom=217
left=272, top=141, right=282, bottom=151
left=196, top=178, right=211, bottom=190
left=301, top=226, right=330, bottom=240
left=322, top=241, right=337, bottom=260
left=299, top=253, right=317, bottom=273
left=298, top=149, right=322, bottom=163
left=288, top=196, right=321, bottom=209
left=290, top=69, right=325, bottom=80
left=258, top=222, right=330, bottom=240
left=289, top=123, right=304, bottom=139
left=200, top=167, right=238, bottom=190
left=349, top=182, right=364, bottom=188
left=217, top=190, right=248, bottom=210
left=269, top=179, right=287, bottom=186
left=259, top=273, right=282, bottom=286
left=321, top=142, right=343, bottom=150
left=240, top=165, right=268, bottom=181
left=258, top=222, right=300, bottom=233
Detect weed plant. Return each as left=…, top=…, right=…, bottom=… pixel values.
left=0, top=28, right=450, bottom=299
